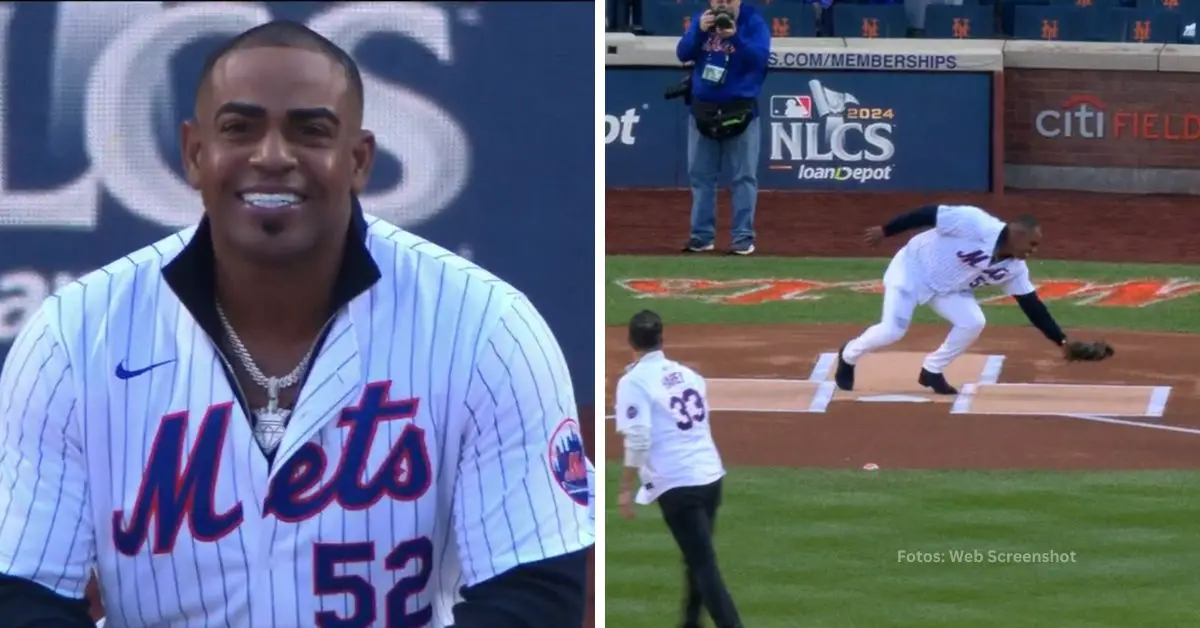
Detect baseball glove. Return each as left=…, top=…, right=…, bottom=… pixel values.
left=1063, top=339, right=1115, bottom=362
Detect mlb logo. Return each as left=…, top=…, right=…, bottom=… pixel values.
left=770, top=95, right=813, bottom=119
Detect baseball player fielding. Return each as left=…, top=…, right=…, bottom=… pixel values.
left=836, top=204, right=1114, bottom=396
left=0, top=21, right=592, bottom=628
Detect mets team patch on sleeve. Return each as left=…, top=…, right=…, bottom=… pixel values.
left=625, top=405, right=637, bottom=419
left=548, top=418, right=589, bottom=506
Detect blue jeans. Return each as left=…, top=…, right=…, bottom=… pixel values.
left=687, top=115, right=760, bottom=245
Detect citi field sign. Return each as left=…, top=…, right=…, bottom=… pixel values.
left=1035, top=94, right=1200, bottom=141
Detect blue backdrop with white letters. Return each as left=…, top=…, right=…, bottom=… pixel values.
left=0, top=2, right=595, bottom=404
left=605, top=67, right=993, bottom=192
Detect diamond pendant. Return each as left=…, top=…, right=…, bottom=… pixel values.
left=253, top=407, right=289, bottom=454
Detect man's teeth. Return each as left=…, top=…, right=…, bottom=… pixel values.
left=242, top=193, right=301, bottom=209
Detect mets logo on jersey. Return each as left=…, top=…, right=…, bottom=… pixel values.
left=548, top=418, right=589, bottom=507
left=957, top=249, right=989, bottom=268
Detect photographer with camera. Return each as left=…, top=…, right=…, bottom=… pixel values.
left=674, top=0, right=770, bottom=256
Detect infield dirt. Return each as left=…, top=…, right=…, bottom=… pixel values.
left=604, top=189, right=1200, bottom=470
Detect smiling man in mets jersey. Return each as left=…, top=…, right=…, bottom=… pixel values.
left=0, top=21, right=593, bottom=628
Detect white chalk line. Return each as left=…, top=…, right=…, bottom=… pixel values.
left=950, top=382, right=978, bottom=415
left=1057, top=412, right=1200, bottom=437
left=809, top=381, right=837, bottom=412
left=979, top=354, right=1005, bottom=384
left=1147, top=386, right=1171, bottom=418
left=809, top=353, right=837, bottom=382
left=949, top=355, right=1006, bottom=414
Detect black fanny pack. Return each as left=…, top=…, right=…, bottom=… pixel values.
left=691, top=99, right=755, bottom=140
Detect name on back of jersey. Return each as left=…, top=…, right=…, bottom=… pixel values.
left=662, top=371, right=685, bottom=388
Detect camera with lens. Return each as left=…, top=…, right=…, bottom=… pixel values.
left=712, top=7, right=735, bottom=30
left=664, top=74, right=693, bottom=103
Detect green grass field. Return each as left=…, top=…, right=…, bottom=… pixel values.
left=604, top=255, right=1200, bottom=628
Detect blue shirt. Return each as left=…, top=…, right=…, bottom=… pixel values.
left=675, top=4, right=771, bottom=106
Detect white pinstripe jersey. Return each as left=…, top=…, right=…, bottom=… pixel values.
left=614, top=352, right=724, bottom=505
left=902, top=205, right=1036, bottom=297
left=0, top=215, right=594, bottom=627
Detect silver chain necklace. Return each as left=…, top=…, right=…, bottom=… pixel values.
left=215, top=302, right=319, bottom=454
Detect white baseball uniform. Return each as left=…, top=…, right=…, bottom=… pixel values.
left=844, top=205, right=1036, bottom=372
left=614, top=351, right=725, bottom=505
left=0, top=215, right=593, bottom=626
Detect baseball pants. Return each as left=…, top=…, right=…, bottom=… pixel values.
left=843, top=283, right=986, bottom=373
left=658, top=479, right=743, bottom=628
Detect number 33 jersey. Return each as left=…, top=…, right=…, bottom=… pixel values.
left=614, top=351, right=725, bottom=505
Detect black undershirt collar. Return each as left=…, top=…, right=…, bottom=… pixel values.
left=162, top=196, right=381, bottom=345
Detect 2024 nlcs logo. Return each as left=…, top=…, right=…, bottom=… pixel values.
left=766, top=80, right=897, bottom=183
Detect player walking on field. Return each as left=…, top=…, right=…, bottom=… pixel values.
left=836, top=204, right=1114, bottom=395
left=0, top=21, right=593, bottom=627
left=615, top=310, right=743, bottom=628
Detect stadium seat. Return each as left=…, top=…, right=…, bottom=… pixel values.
left=1012, top=5, right=1092, bottom=39
left=1137, top=0, right=1196, bottom=11
left=1136, top=0, right=1198, bottom=20
left=1045, top=0, right=1122, bottom=36
left=760, top=2, right=819, bottom=36
left=923, top=4, right=998, bottom=37
left=1103, top=7, right=1182, bottom=41
left=831, top=4, right=909, bottom=37
left=1049, top=0, right=1119, bottom=9
left=641, top=0, right=698, bottom=36
left=1001, top=0, right=1052, bottom=34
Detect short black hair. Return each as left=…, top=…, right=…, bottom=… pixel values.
left=628, top=310, right=664, bottom=351
left=196, top=20, right=364, bottom=116
left=1013, top=214, right=1039, bottom=229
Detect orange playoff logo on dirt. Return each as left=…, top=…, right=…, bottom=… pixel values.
left=617, top=278, right=1200, bottom=307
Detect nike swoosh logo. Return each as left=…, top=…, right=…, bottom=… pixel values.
left=115, top=359, right=176, bottom=380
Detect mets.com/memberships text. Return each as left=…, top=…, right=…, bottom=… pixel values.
left=769, top=52, right=958, bottom=70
